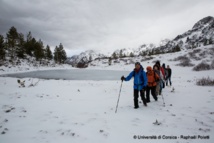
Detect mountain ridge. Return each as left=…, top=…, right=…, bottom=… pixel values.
left=67, top=16, right=214, bottom=67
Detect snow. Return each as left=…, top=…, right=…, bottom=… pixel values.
left=1, top=47, right=214, bottom=143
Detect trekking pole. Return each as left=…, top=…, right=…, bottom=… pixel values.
left=161, top=93, right=165, bottom=107
left=115, top=81, right=123, bottom=113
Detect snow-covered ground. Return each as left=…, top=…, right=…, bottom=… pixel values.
left=0, top=46, right=214, bottom=143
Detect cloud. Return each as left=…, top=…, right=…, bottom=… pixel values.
left=0, top=0, right=214, bottom=56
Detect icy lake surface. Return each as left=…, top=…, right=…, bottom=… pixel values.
left=0, top=69, right=130, bottom=80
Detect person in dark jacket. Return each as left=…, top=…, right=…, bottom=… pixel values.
left=166, top=65, right=172, bottom=86
left=121, top=62, right=147, bottom=108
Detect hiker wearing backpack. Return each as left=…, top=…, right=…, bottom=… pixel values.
left=154, top=61, right=164, bottom=95
left=161, top=63, right=167, bottom=89
left=153, top=64, right=163, bottom=96
left=166, top=65, right=172, bottom=86
left=121, top=62, right=147, bottom=108
left=146, top=66, right=160, bottom=102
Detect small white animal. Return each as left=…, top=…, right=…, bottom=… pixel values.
left=17, top=79, right=25, bottom=87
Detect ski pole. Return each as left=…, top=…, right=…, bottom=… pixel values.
left=115, top=81, right=123, bottom=113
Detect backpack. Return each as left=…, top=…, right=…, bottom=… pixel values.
left=146, top=71, right=160, bottom=83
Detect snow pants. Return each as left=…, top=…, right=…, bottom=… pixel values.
left=134, top=89, right=147, bottom=107
left=146, top=86, right=157, bottom=102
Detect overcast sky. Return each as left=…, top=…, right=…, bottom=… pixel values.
left=0, top=0, right=214, bottom=56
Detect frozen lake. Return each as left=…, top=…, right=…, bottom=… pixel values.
left=0, top=69, right=130, bottom=80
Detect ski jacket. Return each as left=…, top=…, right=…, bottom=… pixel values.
left=167, top=68, right=172, bottom=78
left=124, top=66, right=147, bottom=90
left=160, top=67, right=165, bottom=79
left=146, top=66, right=160, bottom=87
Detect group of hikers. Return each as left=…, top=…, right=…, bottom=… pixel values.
left=121, top=61, right=172, bottom=109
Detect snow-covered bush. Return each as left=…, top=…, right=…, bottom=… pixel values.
left=196, top=77, right=214, bottom=86
left=193, top=61, right=210, bottom=71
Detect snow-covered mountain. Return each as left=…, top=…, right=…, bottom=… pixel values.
left=67, top=16, right=214, bottom=67
left=157, top=16, right=214, bottom=52
left=66, top=50, right=107, bottom=68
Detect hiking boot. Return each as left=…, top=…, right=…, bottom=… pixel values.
left=134, top=106, right=139, bottom=109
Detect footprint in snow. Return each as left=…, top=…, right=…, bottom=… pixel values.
left=99, top=129, right=109, bottom=137
left=1, top=128, right=9, bottom=135
left=57, top=129, right=77, bottom=137
left=199, top=128, right=211, bottom=132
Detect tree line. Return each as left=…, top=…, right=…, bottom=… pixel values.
left=0, top=26, right=67, bottom=64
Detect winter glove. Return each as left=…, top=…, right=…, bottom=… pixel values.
left=121, top=76, right=125, bottom=81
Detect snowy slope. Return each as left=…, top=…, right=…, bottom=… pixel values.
left=1, top=45, right=214, bottom=143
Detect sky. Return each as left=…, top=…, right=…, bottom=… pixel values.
left=0, top=0, right=214, bottom=56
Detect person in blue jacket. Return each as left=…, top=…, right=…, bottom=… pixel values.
left=121, top=62, right=148, bottom=109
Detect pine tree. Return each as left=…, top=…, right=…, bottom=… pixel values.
left=16, top=33, right=26, bottom=59
left=25, top=31, right=36, bottom=56
left=130, top=52, right=134, bottom=57
left=0, top=35, right=6, bottom=61
left=108, top=57, right=112, bottom=65
left=45, top=45, right=53, bottom=60
left=119, top=50, right=123, bottom=58
left=112, top=52, right=117, bottom=59
left=54, top=46, right=59, bottom=63
left=203, top=38, right=208, bottom=46
left=154, top=48, right=160, bottom=55
left=174, top=45, right=181, bottom=52
left=209, top=37, right=213, bottom=44
left=61, top=49, right=67, bottom=64
left=186, top=37, right=190, bottom=43
left=34, top=39, right=45, bottom=61
left=6, top=26, right=19, bottom=60
left=53, top=43, right=67, bottom=64
left=89, top=55, right=92, bottom=61
left=58, top=43, right=67, bottom=64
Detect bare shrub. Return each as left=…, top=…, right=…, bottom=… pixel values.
left=188, top=52, right=195, bottom=58
left=211, top=60, right=214, bottom=69
left=173, top=55, right=189, bottom=61
left=199, top=51, right=207, bottom=58
left=193, top=61, right=211, bottom=71
left=209, top=47, right=214, bottom=56
left=196, top=77, right=214, bottom=86
left=177, top=56, right=194, bottom=67
left=188, top=51, right=201, bottom=61
left=193, top=49, right=201, bottom=53
left=141, top=56, right=154, bottom=62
